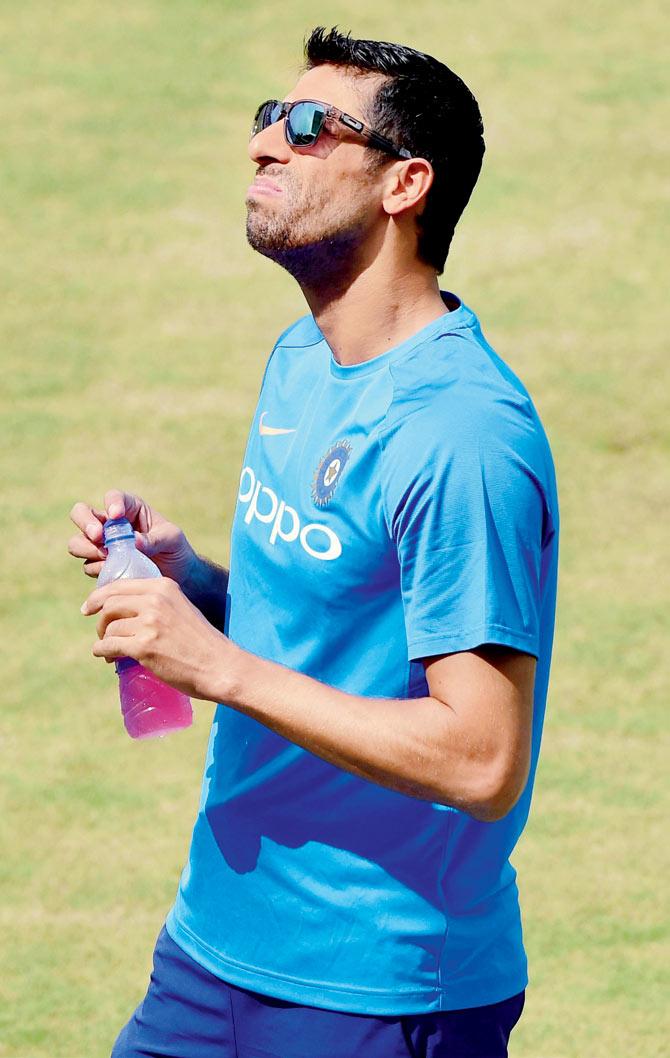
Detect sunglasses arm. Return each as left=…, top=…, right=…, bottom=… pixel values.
left=366, top=130, right=412, bottom=160
left=333, top=110, right=408, bottom=160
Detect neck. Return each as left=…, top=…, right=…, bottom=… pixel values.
left=298, top=254, right=451, bottom=367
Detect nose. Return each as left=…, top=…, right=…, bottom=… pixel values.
left=248, top=118, right=292, bottom=167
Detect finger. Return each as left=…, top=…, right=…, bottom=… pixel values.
left=104, top=489, right=144, bottom=523
left=89, top=508, right=108, bottom=542
left=83, top=560, right=104, bottom=579
left=67, top=533, right=107, bottom=562
left=92, top=637, right=134, bottom=661
left=98, top=616, right=138, bottom=640
left=69, top=502, right=107, bottom=543
left=82, top=582, right=157, bottom=615
left=96, top=600, right=141, bottom=638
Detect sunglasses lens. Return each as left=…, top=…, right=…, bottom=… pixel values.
left=286, top=101, right=325, bottom=146
left=251, top=101, right=283, bottom=138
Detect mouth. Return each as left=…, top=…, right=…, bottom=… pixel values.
left=247, top=176, right=284, bottom=198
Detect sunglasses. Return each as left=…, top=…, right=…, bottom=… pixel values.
left=251, top=98, right=412, bottom=160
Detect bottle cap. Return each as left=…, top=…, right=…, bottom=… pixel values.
left=103, top=517, right=135, bottom=546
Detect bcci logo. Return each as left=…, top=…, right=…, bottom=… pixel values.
left=311, top=440, right=352, bottom=508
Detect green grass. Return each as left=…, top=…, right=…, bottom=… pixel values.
left=1, top=1, right=668, bottom=1055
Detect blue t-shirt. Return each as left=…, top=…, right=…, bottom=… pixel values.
left=166, top=292, right=560, bottom=1015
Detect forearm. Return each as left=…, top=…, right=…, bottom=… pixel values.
left=213, top=647, right=500, bottom=820
left=180, top=553, right=229, bottom=633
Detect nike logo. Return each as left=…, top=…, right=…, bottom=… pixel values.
left=259, top=412, right=296, bottom=437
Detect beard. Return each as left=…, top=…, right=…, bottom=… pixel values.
left=246, top=172, right=370, bottom=287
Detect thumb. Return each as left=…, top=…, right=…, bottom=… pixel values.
left=134, top=523, right=176, bottom=558
left=105, top=490, right=143, bottom=523
left=134, top=530, right=158, bottom=557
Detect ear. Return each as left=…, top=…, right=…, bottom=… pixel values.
left=381, top=158, right=434, bottom=218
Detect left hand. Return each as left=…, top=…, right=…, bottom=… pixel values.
left=81, top=577, right=232, bottom=700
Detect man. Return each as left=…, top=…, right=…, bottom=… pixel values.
left=70, top=26, right=559, bottom=1058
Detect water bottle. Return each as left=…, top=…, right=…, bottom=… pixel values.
left=97, top=517, right=193, bottom=739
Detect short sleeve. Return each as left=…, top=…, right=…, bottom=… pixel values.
left=379, top=397, right=553, bottom=662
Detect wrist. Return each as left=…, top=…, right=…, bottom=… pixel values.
left=179, top=551, right=229, bottom=634
left=179, top=545, right=204, bottom=593
left=207, top=638, right=249, bottom=706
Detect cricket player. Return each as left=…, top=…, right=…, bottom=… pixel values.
left=70, top=26, right=559, bottom=1058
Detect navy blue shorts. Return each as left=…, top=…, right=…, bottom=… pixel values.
left=111, top=925, right=525, bottom=1058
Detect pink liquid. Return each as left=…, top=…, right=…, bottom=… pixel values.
left=116, top=658, right=193, bottom=739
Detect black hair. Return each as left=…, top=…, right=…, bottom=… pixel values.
left=304, top=26, right=485, bottom=274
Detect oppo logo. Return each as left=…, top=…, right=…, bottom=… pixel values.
left=238, top=466, right=342, bottom=562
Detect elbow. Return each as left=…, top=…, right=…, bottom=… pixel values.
left=471, top=789, right=521, bottom=824
left=461, top=758, right=530, bottom=824
left=428, top=733, right=532, bottom=821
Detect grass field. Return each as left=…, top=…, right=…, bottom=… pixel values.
left=1, top=2, right=668, bottom=1055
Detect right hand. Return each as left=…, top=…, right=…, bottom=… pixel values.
left=68, top=489, right=198, bottom=584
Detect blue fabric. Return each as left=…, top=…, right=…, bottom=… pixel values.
left=166, top=292, right=559, bottom=1014
left=112, top=925, right=526, bottom=1057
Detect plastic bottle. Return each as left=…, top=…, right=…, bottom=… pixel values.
left=97, top=516, right=193, bottom=739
